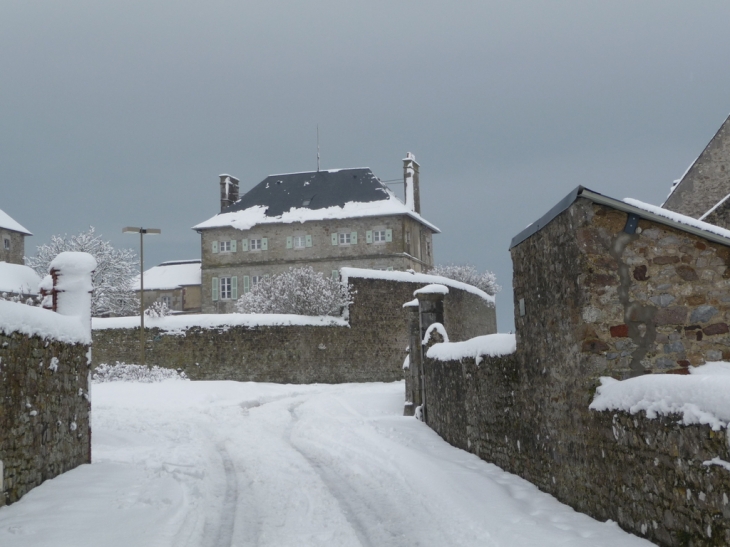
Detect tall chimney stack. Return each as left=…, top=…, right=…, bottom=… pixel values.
left=219, top=174, right=240, bottom=212
left=403, top=152, right=420, bottom=214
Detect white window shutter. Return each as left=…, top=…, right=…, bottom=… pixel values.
left=231, top=276, right=238, bottom=299
left=212, top=241, right=219, bottom=254
left=351, top=231, right=357, bottom=244
left=241, top=239, right=248, bottom=251
left=212, top=277, right=219, bottom=301
left=331, top=233, right=338, bottom=245
left=366, top=230, right=373, bottom=243
left=385, top=229, right=392, bottom=242
left=332, top=270, right=339, bottom=281
left=243, top=275, right=250, bottom=293
left=286, top=236, right=292, bottom=249
left=231, top=240, right=237, bottom=252
left=262, top=238, right=268, bottom=250
left=305, top=235, right=312, bottom=247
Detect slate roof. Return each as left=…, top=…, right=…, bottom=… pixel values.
left=193, top=168, right=439, bottom=232
left=225, top=168, right=387, bottom=216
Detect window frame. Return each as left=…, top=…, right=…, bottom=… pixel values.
left=293, top=235, right=306, bottom=249
left=220, top=277, right=232, bottom=299
left=338, top=232, right=351, bottom=245
left=250, top=238, right=262, bottom=251
left=219, top=240, right=231, bottom=253
left=3, top=238, right=9, bottom=251
left=373, top=230, right=386, bottom=243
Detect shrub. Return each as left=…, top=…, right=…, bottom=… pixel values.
left=236, top=266, right=353, bottom=316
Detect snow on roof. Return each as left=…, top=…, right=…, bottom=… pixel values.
left=589, top=363, right=730, bottom=431
left=0, top=207, right=32, bottom=235
left=427, top=333, right=517, bottom=365
left=623, top=198, right=730, bottom=240
left=192, top=168, right=440, bottom=233
left=0, top=262, right=41, bottom=294
left=0, top=300, right=90, bottom=344
left=93, top=313, right=348, bottom=333
left=193, top=195, right=440, bottom=233
left=133, top=260, right=201, bottom=291
left=340, top=267, right=495, bottom=304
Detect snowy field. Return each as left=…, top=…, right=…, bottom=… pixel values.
left=0, top=380, right=651, bottom=547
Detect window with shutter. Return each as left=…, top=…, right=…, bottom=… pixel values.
left=286, top=236, right=293, bottom=249
left=385, top=229, right=392, bottom=242
left=212, top=241, right=219, bottom=254
left=305, top=235, right=312, bottom=247
left=241, top=239, right=249, bottom=251
left=212, top=277, right=219, bottom=301
left=243, top=275, right=250, bottom=293
left=331, top=233, right=338, bottom=245
left=332, top=270, right=339, bottom=281
left=366, top=230, right=373, bottom=243
left=231, top=240, right=237, bottom=252
left=351, top=232, right=357, bottom=244
left=261, top=238, right=268, bottom=250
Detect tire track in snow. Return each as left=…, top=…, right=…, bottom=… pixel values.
left=202, top=444, right=241, bottom=547
left=285, top=402, right=408, bottom=547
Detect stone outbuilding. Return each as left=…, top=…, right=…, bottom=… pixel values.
left=0, top=207, right=32, bottom=265
left=133, top=259, right=202, bottom=314
left=512, top=185, right=730, bottom=378
left=193, top=154, right=439, bottom=313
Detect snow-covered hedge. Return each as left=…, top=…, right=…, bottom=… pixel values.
left=92, top=362, right=188, bottom=383
left=590, top=362, right=730, bottom=430
left=236, top=266, right=353, bottom=316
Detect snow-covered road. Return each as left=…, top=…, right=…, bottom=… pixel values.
left=0, top=381, right=651, bottom=547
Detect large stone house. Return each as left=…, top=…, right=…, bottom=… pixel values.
left=662, top=113, right=730, bottom=227
left=193, top=154, right=439, bottom=313
left=133, top=259, right=202, bottom=314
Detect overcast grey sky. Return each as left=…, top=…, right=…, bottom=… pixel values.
left=3, top=1, right=730, bottom=330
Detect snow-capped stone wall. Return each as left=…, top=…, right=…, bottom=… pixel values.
left=419, top=198, right=730, bottom=547
left=91, top=275, right=496, bottom=383
left=0, top=253, right=94, bottom=507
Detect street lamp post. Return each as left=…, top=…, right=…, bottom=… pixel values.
left=123, top=227, right=161, bottom=366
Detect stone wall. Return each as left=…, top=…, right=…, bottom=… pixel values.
left=92, top=275, right=496, bottom=383
left=418, top=198, right=730, bottom=546
left=0, top=330, right=90, bottom=507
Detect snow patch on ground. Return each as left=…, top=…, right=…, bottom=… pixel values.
left=93, top=313, right=348, bottom=332
left=590, top=362, right=730, bottom=430
left=427, top=333, right=517, bottom=364
left=92, top=362, right=189, bottom=383
left=0, top=381, right=652, bottom=547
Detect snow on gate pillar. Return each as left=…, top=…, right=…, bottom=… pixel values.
left=411, top=284, right=449, bottom=422
left=41, top=251, right=97, bottom=335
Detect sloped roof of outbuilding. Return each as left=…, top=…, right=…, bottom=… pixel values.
left=193, top=168, right=439, bottom=232
left=511, top=186, right=730, bottom=249
left=0, top=208, right=32, bottom=235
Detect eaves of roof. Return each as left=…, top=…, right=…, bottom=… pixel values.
left=510, top=186, right=730, bottom=250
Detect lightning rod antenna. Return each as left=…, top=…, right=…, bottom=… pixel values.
left=317, top=124, right=320, bottom=171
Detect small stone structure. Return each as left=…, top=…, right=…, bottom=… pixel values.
left=415, top=188, right=730, bottom=547
left=92, top=269, right=496, bottom=383
left=0, top=252, right=95, bottom=506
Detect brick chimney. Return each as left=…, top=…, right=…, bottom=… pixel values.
left=220, top=174, right=240, bottom=212
left=403, top=153, right=420, bottom=214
